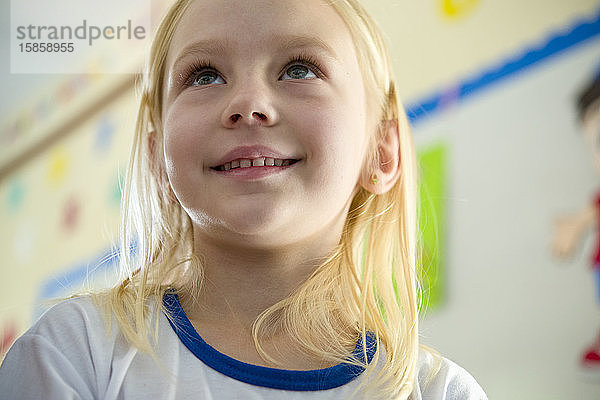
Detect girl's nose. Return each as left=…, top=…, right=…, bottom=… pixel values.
left=221, top=83, right=278, bottom=128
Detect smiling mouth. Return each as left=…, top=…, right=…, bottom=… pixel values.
left=212, top=157, right=301, bottom=171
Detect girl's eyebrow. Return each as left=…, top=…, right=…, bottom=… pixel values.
left=277, top=35, right=338, bottom=59
left=171, top=40, right=228, bottom=73
left=170, top=35, right=338, bottom=73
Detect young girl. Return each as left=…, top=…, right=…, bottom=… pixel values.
left=0, top=0, right=487, bottom=398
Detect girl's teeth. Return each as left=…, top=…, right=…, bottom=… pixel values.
left=218, top=158, right=296, bottom=170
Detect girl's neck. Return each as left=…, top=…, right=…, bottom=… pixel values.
left=185, top=234, right=333, bottom=327
left=179, top=204, right=350, bottom=368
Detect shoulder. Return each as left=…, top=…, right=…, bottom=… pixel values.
left=8, top=295, right=121, bottom=371
left=413, top=348, right=488, bottom=400
left=0, top=296, right=116, bottom=399
left=27, top=295, right=112, bottom=345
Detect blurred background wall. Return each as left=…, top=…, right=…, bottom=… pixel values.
left=1, top=0, right=600, bottom=398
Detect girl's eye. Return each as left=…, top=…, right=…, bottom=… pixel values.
left=191, top=69, right=225, bottom=86
left=280, top=63, right=318, bottom=80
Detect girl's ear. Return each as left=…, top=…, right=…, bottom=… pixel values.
left=359, top=120, right=401, bottom=195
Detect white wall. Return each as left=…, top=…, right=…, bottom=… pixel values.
left=416, top=37, right=600, bottom=398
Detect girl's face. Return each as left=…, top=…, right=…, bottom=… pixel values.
left=161, top=0, right=372, bottom=248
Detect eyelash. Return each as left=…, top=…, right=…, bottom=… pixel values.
left=178, top=59, right=218, bottom=87
left=178, top=53, right=325, bottom=87
left=283, top=54, right=325, bottom=79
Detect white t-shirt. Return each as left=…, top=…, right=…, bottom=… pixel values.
left=0, top=293, right=487, bottom=399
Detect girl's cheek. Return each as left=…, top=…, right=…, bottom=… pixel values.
left=163, top=112, right=208, bottom=170
left=165, top=101, right=214, bottom=136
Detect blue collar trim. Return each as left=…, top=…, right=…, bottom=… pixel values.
left=163, top=290, right=376, bottom=391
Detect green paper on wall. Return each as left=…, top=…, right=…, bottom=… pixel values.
left=418, top=142, right=446, bottom=312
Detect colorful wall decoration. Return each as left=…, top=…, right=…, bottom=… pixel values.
left=418, top=143, right=447, bottom=312
left=0, top=87, right=136, bottom=336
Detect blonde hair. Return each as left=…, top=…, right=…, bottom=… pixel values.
left=99, top=0, right=421, bottom=398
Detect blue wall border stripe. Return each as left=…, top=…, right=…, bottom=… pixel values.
left=407, top=7, right=600, bottom=124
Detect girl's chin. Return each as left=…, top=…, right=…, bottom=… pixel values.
left=191, top=212, right=300, bottom=242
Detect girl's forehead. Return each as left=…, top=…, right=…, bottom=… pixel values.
left=175, top=0, right=341, bottom=32
left=166, top=0, right=354, bottom=65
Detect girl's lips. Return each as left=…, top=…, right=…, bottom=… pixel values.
left=211, top=145, right=299, bottom=168
left=211, top=160, right=300, bottom=180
